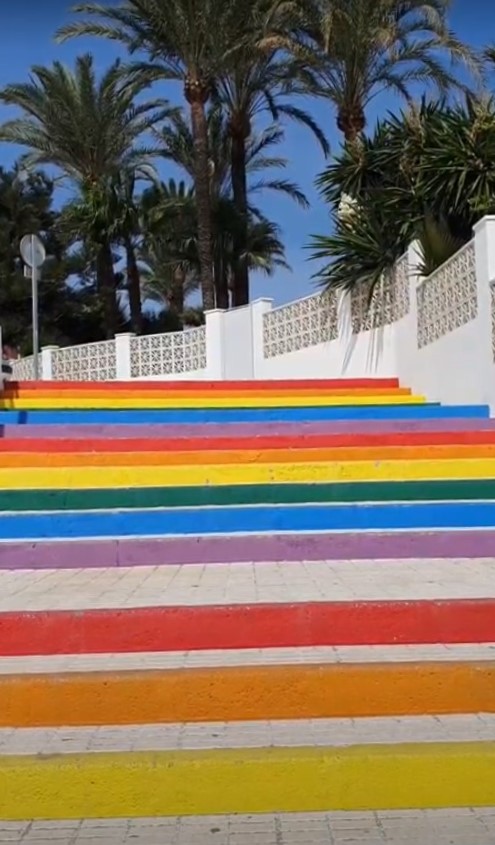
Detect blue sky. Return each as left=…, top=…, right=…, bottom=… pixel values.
left=0, top=1, right=489, bottom=304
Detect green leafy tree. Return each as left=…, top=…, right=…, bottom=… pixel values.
left=0, top=54, right=167, bottom=336
left=0, top=166, right=103, bottom=351
left=311, top=98, right=495, bottom=294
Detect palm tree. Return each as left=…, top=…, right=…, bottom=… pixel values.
left=141, top=177, right=290, bottom=313
left=56, top=0, right=261, bottom=312
left=158, top=107, right=309, bottom=204
left=0, top=54, right=166, bottom=336
left=140, top=238, right=199, bottom=323
left=156, top=106, right=307, bottom=306
left=112, top=168, right=160, bottom=335
left=212, top=0, right=328, bottom=305
left=140, top=179, right=199, bottom=322
left=293, top=0, right=479, bottom=142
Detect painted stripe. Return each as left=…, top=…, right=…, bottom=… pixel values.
left=5, top=387, right=413, bottom=400
left=4, top=644, right=495, bottom=674
left=3, top=501, right=495, bottom=541
left=1, top=600, right=494, bottom=655
left=2, top=661, right=495, bottom=727
left=2, top=457, right=495, bottom=490
left=2, top=530, right=495, bottom=569
left=0, top=405, right=488, bottom=426
left=5, top=443, right=495, bottom=468
left=5, top=418, right=495, bottom=439
left=8, top=377, right=401, bottom=391
left=1, top=743, right=494, bottom=817
left=4, top=428, right=495, bottom=453
left=0, top=394, right=427, bottom=411
left=1, top=559, right=493, bottom=611
left=2, top=478, right=495, bottom=513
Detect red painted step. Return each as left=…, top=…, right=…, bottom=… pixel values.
left=2, top=429, right=495, bottom=452
left=0, top=599, right=493, bottom=655
left=4, top=377, right=400, bottom=393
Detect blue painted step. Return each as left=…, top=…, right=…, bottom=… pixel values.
left=2, top=501, right=495, bottom=540
left=0, top=405, right=490, bottom=425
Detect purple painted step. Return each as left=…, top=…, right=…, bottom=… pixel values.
left=1, top=530, right=494, bottom=569
left=2, top=418, right=495, bottom=439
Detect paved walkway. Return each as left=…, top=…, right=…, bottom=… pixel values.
left=0, top=714, right=493, bottom=754
left=1, top=558, right=495, bottom=611
left=2, top=642, right=495, bottom=674
left=3, top=809, right=495, bottom=843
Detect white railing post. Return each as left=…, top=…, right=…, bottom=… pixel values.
left=115, top=333, right=134, bottom=380
left=473, top=216, right=495, bottom=408
left=394, top=242, right=422, bottom=391
left=204, top=310, right=225, bottom=379
left=251, top=298, right=273, bottom=378
left=40, top=345, right=58, bottom=381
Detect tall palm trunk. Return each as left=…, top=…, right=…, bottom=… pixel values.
left=230, top=128, right=250, bottom=307
left=96, top=241, right=117, bottom=339
left=337, top=104, right=366, bottom=143
left=214, top=252, right=229, bottom=309
left=124, top=236, right=143, bottom=334
left=186, top=82, right=215, bottom=312
left=168, top=265, right=186, bottom=323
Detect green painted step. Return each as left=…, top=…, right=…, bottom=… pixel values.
left=2, top=479, right=495, bottom=511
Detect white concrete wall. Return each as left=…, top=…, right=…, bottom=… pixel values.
left=6, top=216, right=495, bottom=411
left=395, top=220, right=495, bottom=412
left=254, top=295, right=398, bottom=380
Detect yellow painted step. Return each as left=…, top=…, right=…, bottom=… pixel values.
left=0, top=743, right=494, bottom=818
left=0, top=394, right=426, bottom=410
left=0, top=457, right=494, bottom=489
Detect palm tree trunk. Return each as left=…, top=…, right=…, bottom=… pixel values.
left=124, top=236, right=143, bottom=335
left=188, top=93, right=215, bottom=311
left=169, top=265, right=186, bottom=324
left=337, top=104, right=366, bottom=143
left=231, top=130, right=250, bottom=307
left=214, top=253, right=229, bottom=310
left=96, top=241, right=117, bottom=339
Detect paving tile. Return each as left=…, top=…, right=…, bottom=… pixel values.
left=1, top=559, right=495, bottom=612
left=0, top=713, right=493, bottom=756
left=7, top=811, right=495, bottom=844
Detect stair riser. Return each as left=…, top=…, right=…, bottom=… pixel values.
left=1, top=743, right=494, bottom=818
left=2, top=530, right=494, bottom=568
left=2, top=478, right=495, bottom=511
left=0, top=404, right=489, bottom=425
left=2, top=661, right=495, bottom=726
left=2, top=600, right=495, bottom=655
left=4, top=501, right=495, bottom=541
left=4, top=418, right=495, bottom=437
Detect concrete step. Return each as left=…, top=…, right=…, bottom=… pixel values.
left=1, top=716, right=494, bottom=818
left=4, top=808, right=495, bottom=845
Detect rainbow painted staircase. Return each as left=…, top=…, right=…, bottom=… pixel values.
left=0, top=377, right=495, bottom=828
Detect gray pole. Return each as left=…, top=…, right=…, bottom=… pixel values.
left=31, top=234, right=40, bottom=380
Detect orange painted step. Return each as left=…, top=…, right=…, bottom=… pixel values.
left=2, top=661, right=494, bottom=726
left=2, top=430, right=495, bottom=453
left=4, top=443, right=495, bottom=468
left=3, top=386, right=412, bottom=400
